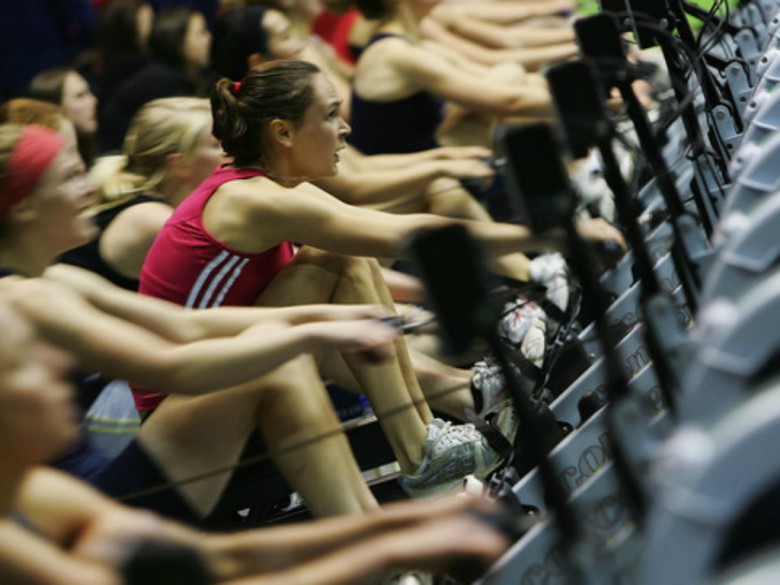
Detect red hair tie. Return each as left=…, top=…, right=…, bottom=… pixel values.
left=0, top=125, right=68, bottom=222
left=233, top=81, right=242, bottom=94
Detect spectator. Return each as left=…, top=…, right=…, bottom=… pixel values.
left=99, top=7, right=212, bottom=152
left=27, top=67, right=99, bottom=166
left=93, top=0, right=155, bottom=107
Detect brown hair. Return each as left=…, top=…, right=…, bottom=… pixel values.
left=98, top=0, right=150, bottom=62
left=210, top=59, right=319, bottom=167
left=0, top=98, right=66, bottom=132
left=27, top=67, right=95, bottom=166
left=149, top=7, right=196, bottom=70
left=352, top=0, right=388, bottom=21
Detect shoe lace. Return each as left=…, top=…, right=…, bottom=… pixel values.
left=432, top=421, right=480, bottom=450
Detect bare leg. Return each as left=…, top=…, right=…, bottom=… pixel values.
left=138, top=352, right=377, bottom=518
left=424, top=178, right=530, bottom=280
left=408, top=350, right=473, bottom=420
left=258, top=248, right=430, bottom=474
left=321, top=344, right=473, bottom=417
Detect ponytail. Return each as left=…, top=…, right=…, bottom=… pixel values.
left=210, top=60, right=320, bottom=167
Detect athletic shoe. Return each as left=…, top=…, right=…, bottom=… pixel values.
left=399, top=419, right=504, bottom=498
left=381, top=570, right=434, bottom=585
left=497, top=298, right=547, bottom=349
left=519, top=316, right=547, bottom=369
left=491, top=399, right=521, bottom=446
left=470, top=356, right=508, bottom=417
left=529, top=253, right=570, bottom=313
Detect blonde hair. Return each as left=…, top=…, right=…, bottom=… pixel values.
left=94, top=97, right=214, bottom=208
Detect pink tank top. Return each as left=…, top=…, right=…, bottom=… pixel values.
left=135, top=166, right=296, bottom=411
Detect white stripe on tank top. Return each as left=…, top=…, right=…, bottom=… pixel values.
left=185, top=251, right=250, bottom=309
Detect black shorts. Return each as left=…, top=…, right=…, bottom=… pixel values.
left=92, top=440, right=202, bottom=525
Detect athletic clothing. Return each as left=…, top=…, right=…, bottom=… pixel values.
left=135, top=166, right=296, bottom=411
left=52, top=438, right=201, bottom=524
left=312, top=8, right=361, bottom=65
left=58, top=194, right=162, bottom=291
left=348, top=34, right=445, bottom=155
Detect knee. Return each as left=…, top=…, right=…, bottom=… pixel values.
left=261, top=356, right=332, bottom=409
left=293, top=246, right=370, bottom=278
left=259, top=357, right=342, bottom=433
left=426, top=179, right=483, bottom=219
left=338, top=254, right=378, bottom=285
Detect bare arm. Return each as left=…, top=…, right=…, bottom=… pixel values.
left=235, top=181, right=625, bottom=270
left=44, top=264, right=390, bottom=342
left=374, top=39, right=553, bottom=117
left=10, top=467, right=194, bottom=584
left=432, top=0, right=577, bottom=24
left=314, top=157, right=493, bottom=206
left=98, top=201, right=173, bottom=281
left=13, top=469, right=509, bottom=585
left=205, top=496, right=510, bottom=583
left=0, top=520, right=118, bottom=585
left=421, top=17, right=578, bottom=70
left=347, top=145, right=492, bottom=171
left=236, top=181, right=539, bottom=261
left=430, top=7, right=576, bottom=49
left=218, top=504, right=509, bottom=585
left=2, top=276, right=398, bottom=395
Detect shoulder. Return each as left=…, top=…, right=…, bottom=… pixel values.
left=0, top=272, right=76, bottom=313
left=359, top=34, right=416, bottom=62
left=110, top=200, right=172, bottom=238
left=359, top=35, right=445, bottom=77
left=43, top=264, right=111, bottom=297
left=213, top=174, right=284, bottom=208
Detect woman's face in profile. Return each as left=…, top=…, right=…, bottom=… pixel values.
left=183, top=12, right=212, bottom=70
left=136, top=3, right=154, bottom=52
left=26, top=143, right=98, bottom=251
left=264, top=9, right=306, bottom=60
left=61, top=71, right=98, bottom=135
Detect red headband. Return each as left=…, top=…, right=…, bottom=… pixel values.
left=0, top=125, right=67, bottom=222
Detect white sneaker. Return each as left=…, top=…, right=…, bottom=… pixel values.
left=498, top=298, right=547, bottom=349
left=492, top=400, right=521, bottom=445
left=380, top=570, right=434, bottom=585
left=399, top=419, right=504, bottom=498
left=519, top=317, right=547, bottom=369
left=471, top=356, right=508, bottom=417
left=529, top=253, right=570, bottom=313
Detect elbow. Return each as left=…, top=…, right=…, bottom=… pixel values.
left=506, top=91, right=551, bottom=117
left=313, top=178, right=361, bottom=205
left=504, top=96, right=532, bottom=117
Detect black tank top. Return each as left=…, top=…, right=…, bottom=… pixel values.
left=348, top=34, right=445, bottom=154
left=58, top=194, right=161, bottom=291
